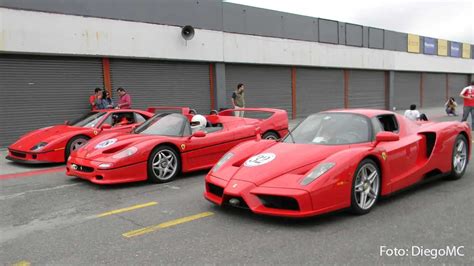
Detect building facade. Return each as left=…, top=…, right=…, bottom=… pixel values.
left=0, top=0, right=473, bottom=147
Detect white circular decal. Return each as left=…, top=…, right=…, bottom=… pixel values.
left=95, top=138, right=117, bottom=149
left=244, top=153, right=276, bottom=167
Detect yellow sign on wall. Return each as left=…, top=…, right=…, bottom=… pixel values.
left=462, top=43, right=471, bottom=59
left=408, top=34, right=420, bottom=53
left=437, top=39, right=447, bottom=56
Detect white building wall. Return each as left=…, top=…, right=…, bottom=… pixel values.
left=1, top=8, right=473, bottom=74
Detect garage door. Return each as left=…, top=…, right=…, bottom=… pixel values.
left=225, top=64, right=292, bottom=117
left=423, top=73, right=446, bottom=107
left=448, top=74, right=468, bottom=104
left=295, top=68, right=344, bottom=118
left=348, top=70, right=386, bottom=109
left=0, top=54, right=103, bottom=148
left=110, top=59, right=211, bottom=114
left=393, top=72, right=421, bottom=111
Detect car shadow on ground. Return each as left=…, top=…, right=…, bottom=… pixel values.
left=5, top=161, right=64, bottom=169
left=205, top=174, right=469, bottom=228
left=65, top=169, right=210, bottom=190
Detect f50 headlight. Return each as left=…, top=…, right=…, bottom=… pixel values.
left=300, top=162, right=335, bottom=186
left=30, top=142, right=48, bottom=151
left=112, top=146, right=138, bottom=159
left=212, top=152, right=234, bottom=172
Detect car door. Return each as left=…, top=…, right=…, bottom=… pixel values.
left=373, top=115, right=420, bottom=192
left=184, top=125, right=237, bottom=170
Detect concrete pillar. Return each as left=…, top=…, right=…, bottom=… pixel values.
left=214, top=63, right=227, bottom=110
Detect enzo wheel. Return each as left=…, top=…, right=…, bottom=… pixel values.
left=350, top=159, right=380, bottom=215
left=65, top=135, right=90, bottom=161
left=147, top=145, right=181, bottom=183
left=447, top=134, right=468, bottom=180
left=262, top=131, right=279, bottom=140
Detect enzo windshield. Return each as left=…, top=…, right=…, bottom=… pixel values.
left=134, top=113, right=190, bottom=137
left=71, top=112, right=106, bottom=128
left=283, top=113, right=371, bottom=145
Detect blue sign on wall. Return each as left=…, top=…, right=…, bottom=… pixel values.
left=423, top=37, right=436, bottom=54
left=450, top=42, right=461, bottom=57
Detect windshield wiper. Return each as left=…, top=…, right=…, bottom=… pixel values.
left=282, top=128, right=296, bottom=144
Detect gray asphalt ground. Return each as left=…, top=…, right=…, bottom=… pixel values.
left=1, top=107, right=473, bottom=265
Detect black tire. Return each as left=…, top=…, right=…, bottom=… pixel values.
left=262, top=131, right=279, bottom=140
left=147, top=145, right=181, bottom=183
left=447, top=134, right=468, bottom=180
left=350, top=158, right=381, bottom=215
left=65, top=135, right=90, bottom=162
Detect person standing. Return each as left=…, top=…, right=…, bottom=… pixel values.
left=103, top=90, right=114, bottom=109
left=231, top=83, right=245, bottom=117
left=404, top=104, right=421, bottom=121
left=116, top=87, right=132, bottom=109
left=89, top=88, right=102, bottom=110
left=460, top=81, right=474, bottom=128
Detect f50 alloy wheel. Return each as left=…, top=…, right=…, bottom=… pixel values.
left=147, top=145, right=181, bottom=183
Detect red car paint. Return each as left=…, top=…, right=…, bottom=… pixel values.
left=204, top=109, right=471, bottom=218
left=66, top=108, right=289, bottom=184
left=6, top=109, right=153, bottom=164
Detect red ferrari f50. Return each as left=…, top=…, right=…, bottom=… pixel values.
left=205, top=109, right=470, bottom=217
left=66, top=108, right=288, bottom=184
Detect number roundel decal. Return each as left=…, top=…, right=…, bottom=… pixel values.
left=244, top=153, right=276, bottom=167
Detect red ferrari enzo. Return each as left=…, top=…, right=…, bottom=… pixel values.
left=6, top=109, right=153, bottom=164
left=205, top=109, right=470, bottom=218
left=66, top=108, right=288, bottom=184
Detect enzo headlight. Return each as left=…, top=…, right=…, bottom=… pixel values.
left=300, top=162, right=335, bottom=186
left=212, top=152, right=234, bottom=172
left=112, top=146, right=138, bottom=159
left=30, top=142, right=48, bottom=151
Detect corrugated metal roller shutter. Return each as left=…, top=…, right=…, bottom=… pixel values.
left=393, top=72, right=421, bottom=111
left=296, top=68, right=344, bottom=118
left=448, top=74, right=468, bottom=104
left=423, top=73, right=446, bottom=107
left=225, top=64, right=292, bottom=117
left=110, top=59, right=210, bottom=113
left=0, top=55, right=103, bottom=148
left=348, top=70, right=386, bottom=109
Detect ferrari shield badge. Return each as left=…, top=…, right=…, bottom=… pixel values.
left=244, top=153, right=276, bottom=167
left=180, top=144, right=186, bottom=150
left=381, top=152, right=387, bottom=161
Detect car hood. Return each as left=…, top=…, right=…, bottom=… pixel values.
left=231, top=142, right=350, bottom=186
left=74, top=133, right=168, bottom=160
left=9, top=125, right=82, bottom=151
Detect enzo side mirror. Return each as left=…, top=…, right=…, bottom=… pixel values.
left=101, top=123, right=112, bottom=129
left=64, top=120, right=69, bottom=125
left=192, top=131, right=206, bottom=138
left=375, top=131, right=399, bottom=144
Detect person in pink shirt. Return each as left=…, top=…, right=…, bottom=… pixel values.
left=116, top=87, right=132, bottom=109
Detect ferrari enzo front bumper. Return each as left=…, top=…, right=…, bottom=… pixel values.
left=66, top=156, right=148, bottom=184
left=205, top=174, right=319, bottom=218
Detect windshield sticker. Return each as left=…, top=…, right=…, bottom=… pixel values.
left=244, top=153, right=276, bottom=167
left=95, top=138, right=117, bottom=149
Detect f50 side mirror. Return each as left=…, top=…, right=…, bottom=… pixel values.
left=192, top=131, right=206, bottom=138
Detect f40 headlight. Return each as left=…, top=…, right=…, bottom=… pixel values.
left=212, top=152, right=234, bottom=172
left=30, top=142, right=48, bottom=151
left=300, top=162, right=335, bottom=186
